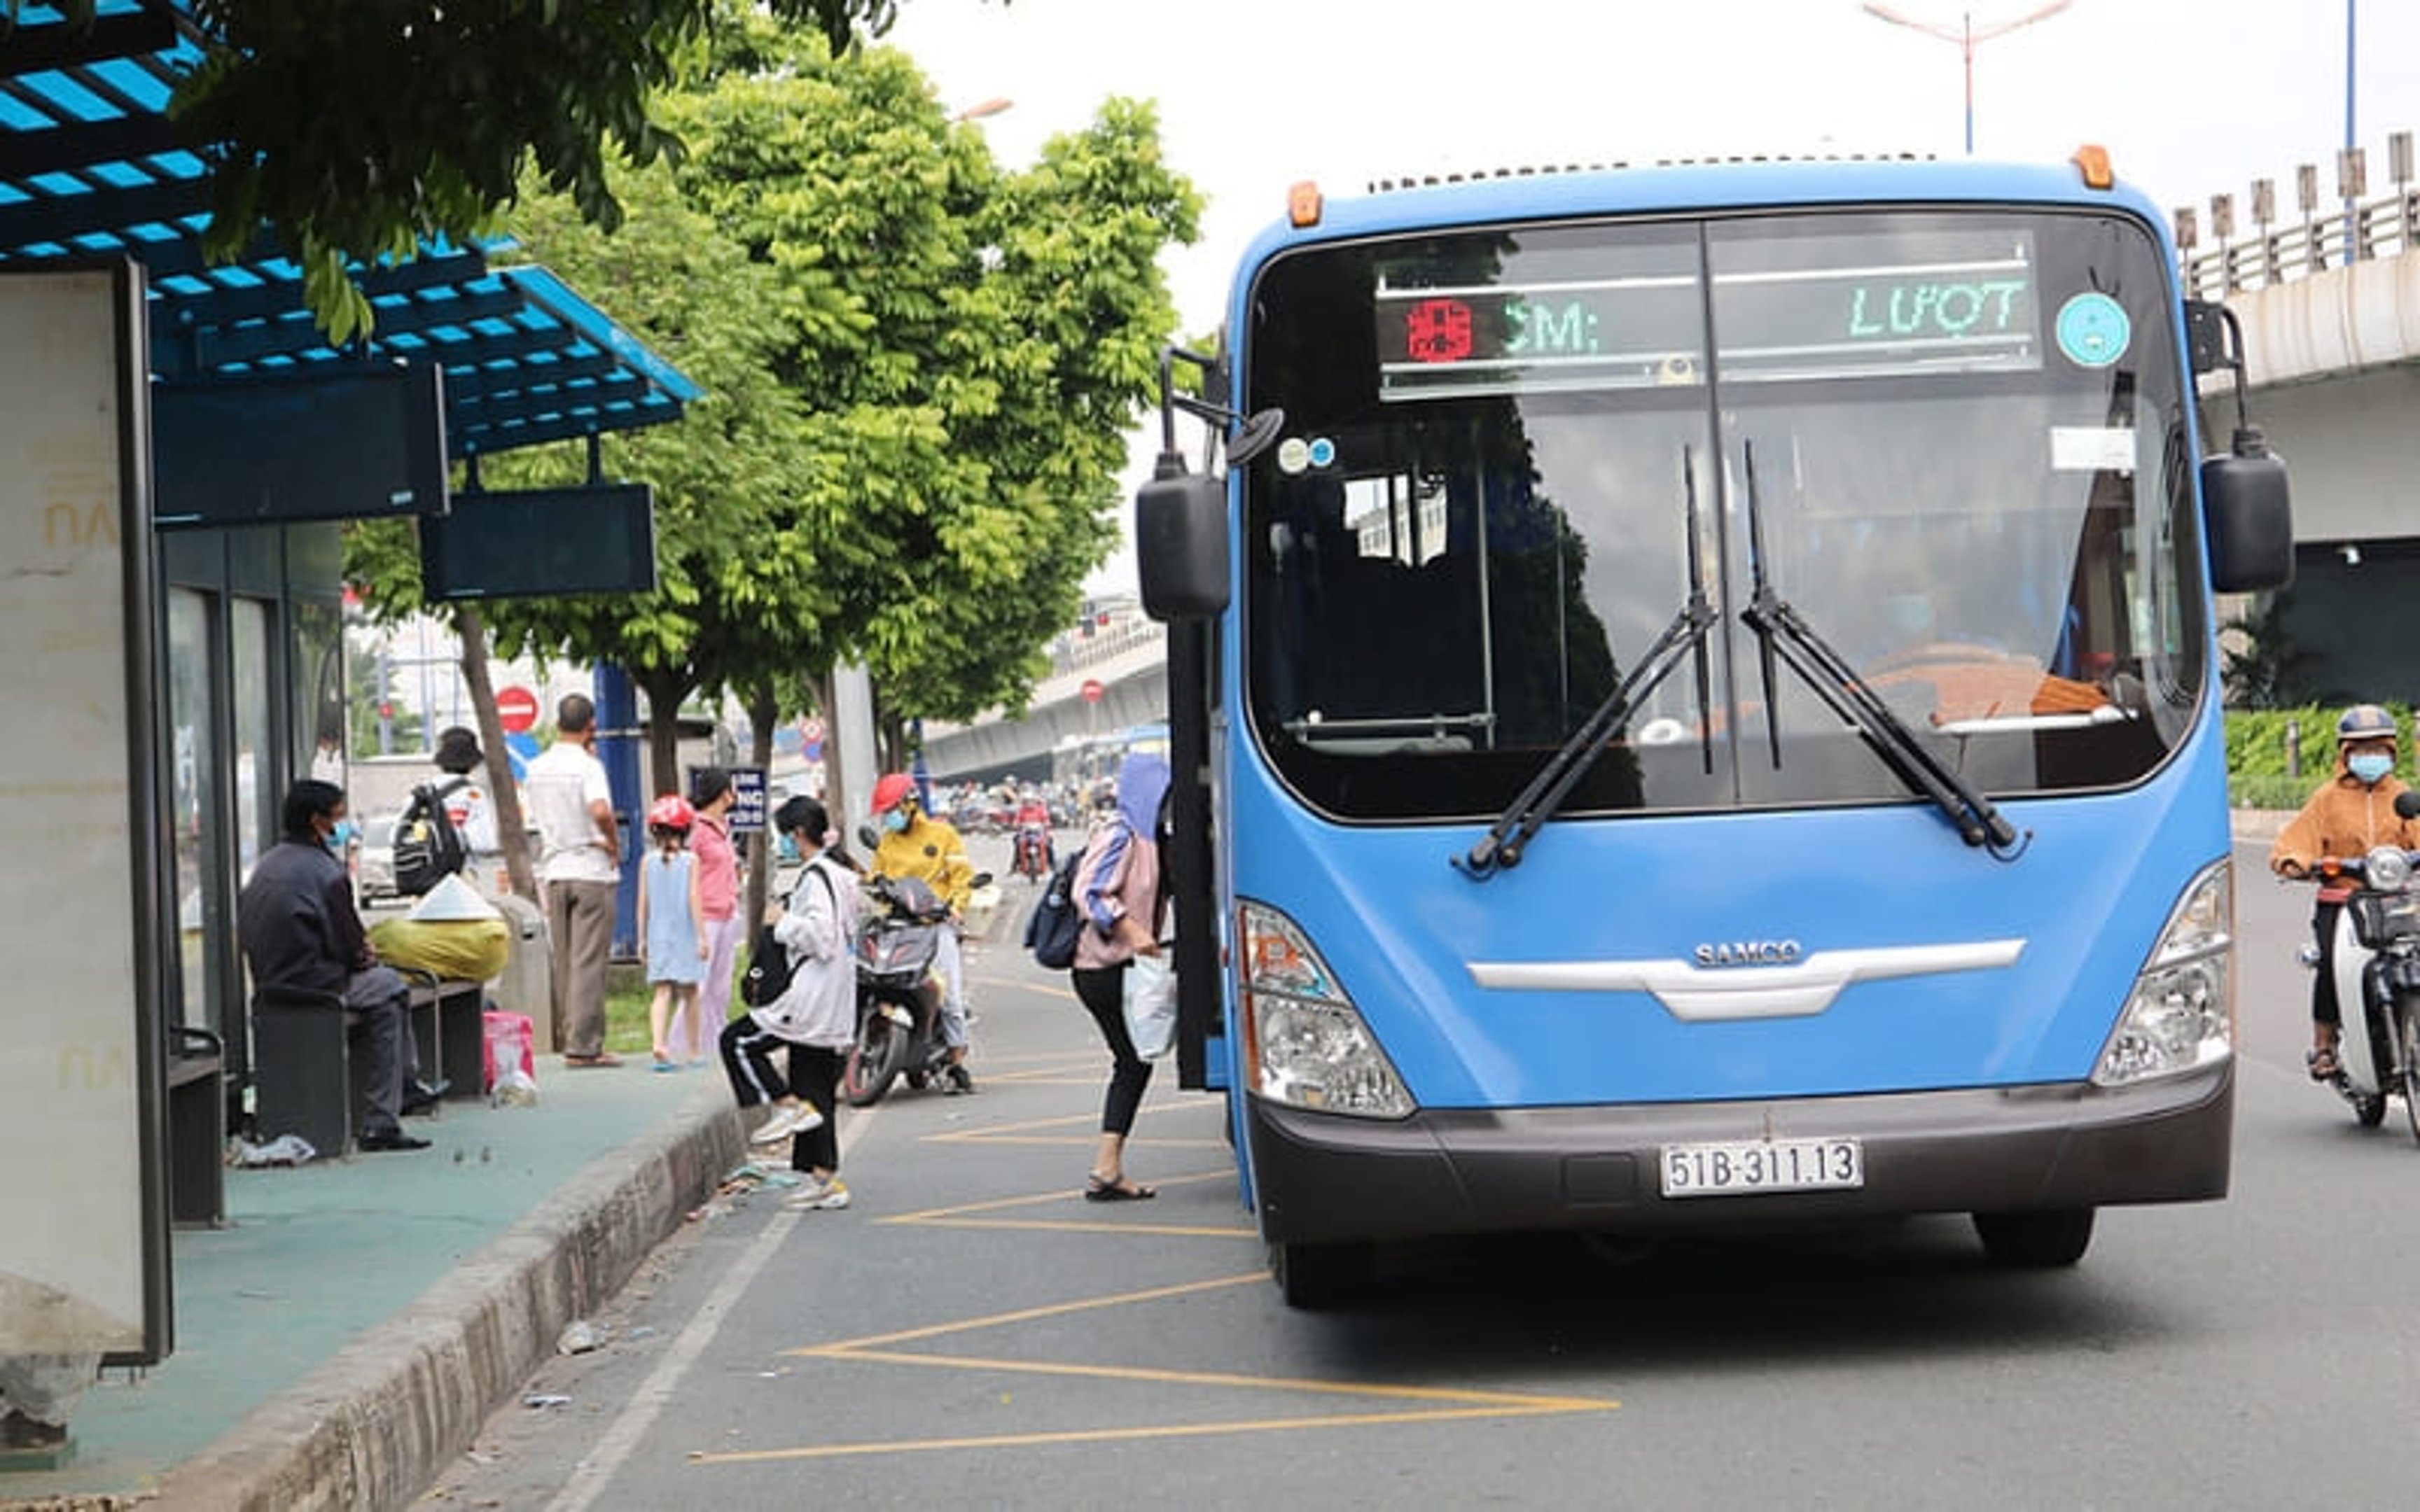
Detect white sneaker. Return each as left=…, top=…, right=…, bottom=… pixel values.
left=784, top=1177, right=851, bottom=1212
left=749, top=1101, right=824, bottom=1146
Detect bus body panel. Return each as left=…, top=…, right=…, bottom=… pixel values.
left=1221, top=699, right=2231, bottom=1112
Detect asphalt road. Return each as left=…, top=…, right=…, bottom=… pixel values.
left=418, top=833, right=2420, bottom=1511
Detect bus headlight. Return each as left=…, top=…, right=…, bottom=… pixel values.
left=2093, top=859, right=2232, bottom=1086
left=1237, top=899, right=1414, bottom=1119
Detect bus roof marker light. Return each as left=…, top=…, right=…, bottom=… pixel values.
left=1288, top=181, right=1323, bottom=227
left=2071, top=145, right=2115, bottom=190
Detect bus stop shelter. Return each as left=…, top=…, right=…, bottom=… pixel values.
left=1, top=0, right=702, bottom=1425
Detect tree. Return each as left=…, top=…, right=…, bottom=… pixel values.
left=349, top=16, right=1195, bottom=822
left=6, top=1, right=979, bottom=337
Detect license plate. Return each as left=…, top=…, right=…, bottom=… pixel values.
left=1660, top=1137, right=1864, bottom=1198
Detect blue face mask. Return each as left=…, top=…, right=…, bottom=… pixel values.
left=2350, top=752, right=2395, bottom=785
left=323, top=818, right=355, bottom=855
left=882, top=809, right=909, bottom=834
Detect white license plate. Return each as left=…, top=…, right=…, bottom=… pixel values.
left=1660, top=1137, right=1865, bottom=1198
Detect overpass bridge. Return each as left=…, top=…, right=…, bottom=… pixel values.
left=931, top=136, right=2420, bottom=780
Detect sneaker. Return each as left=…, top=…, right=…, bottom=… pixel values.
left=944, top=1065, right=976, bottom=1096
left=749, top=1100, right=825, bottom=1146
left=784, top=1177, right=851, bottom=1212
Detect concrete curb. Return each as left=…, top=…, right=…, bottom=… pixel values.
left=151, top=1079, right=746, bottom=1512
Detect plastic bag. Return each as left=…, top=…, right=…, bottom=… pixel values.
left=482, top=1009, right=537, bottom=1100
left=370, top=915, right=511, bottom=981
left=1123, top=953, right=1178, bottom=1061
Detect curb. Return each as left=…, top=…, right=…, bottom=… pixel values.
left=151, top=1079, right=746, bottom=1512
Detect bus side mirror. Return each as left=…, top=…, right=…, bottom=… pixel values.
left=1136, top=461, right=1230, bottom=620
left=2203, top=433, right=2293, bottom=593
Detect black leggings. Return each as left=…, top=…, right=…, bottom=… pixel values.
left=1071, top=963, right=1153, bottom=1138
left=2312, top=899, right=2346, bottom=1028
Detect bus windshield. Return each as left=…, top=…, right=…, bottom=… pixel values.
left=1242, top=208, right=2203, bottom=824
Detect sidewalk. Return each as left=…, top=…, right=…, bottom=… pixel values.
left=2, top=1061, right=743, bottom=1512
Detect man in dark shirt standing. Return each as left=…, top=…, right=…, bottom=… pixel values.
left=237, top=780, right=431, bottom=1152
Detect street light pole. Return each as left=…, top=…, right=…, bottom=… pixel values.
left=1861, top=2, right=2075, bottom=156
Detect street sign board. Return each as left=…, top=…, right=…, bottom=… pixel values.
left=728, top=765, right=768, bottom=834
left=1082, top=678, right=1106, bottom=704
left=495, top=684, right=539, bottom=734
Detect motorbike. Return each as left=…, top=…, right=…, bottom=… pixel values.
left=2294, top=788, right=2420, bottom=1140
left=1012, top=821, right=1055, bottom=883
left=840, top=866, right=992, bottom=1106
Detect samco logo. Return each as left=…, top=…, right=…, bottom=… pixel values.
left=1693, top=939, right=1804, bottom=967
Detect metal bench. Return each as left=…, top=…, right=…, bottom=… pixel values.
left=249, top=985, right=370, bottom=1157
left=167, top=1025, right=225, bottom=1226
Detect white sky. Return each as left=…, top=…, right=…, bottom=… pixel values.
left=891, top=0, right=2420, bottom=591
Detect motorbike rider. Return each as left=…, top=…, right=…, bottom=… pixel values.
left=869, top=771, right=978, bottom=1093
left=2270, top=703, right=2420, bottom=1079
left=1013, top=784, right=1055, bottom=877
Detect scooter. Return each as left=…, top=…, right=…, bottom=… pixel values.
left=2295, top=789, right=2420, bottom=1140
left=1012, top=822, right=1055, bottom=883
left=840, top=867, right=992, bottom=1106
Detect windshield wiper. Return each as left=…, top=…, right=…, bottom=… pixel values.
left=1457, top=449, right=1717, bottom=880
left=1737, top=441, right=2028, bottom=860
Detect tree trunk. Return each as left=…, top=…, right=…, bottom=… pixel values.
left=744, top=678, right=777, bottom=926
left=634, top=665, right=693, bottom=800
left=454, top=606, right=537, bottom=901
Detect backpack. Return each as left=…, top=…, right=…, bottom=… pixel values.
left=392, top=777, right=470, bottom=897
left=743, top=865, right=837, bottom=1008
left=1024, top=845, right=1089, bottom=970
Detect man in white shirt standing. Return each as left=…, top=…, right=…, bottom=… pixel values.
left=525, top=693, right=623, bottom=1066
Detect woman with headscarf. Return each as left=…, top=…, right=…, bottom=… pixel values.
left=1066, top=750, right=1171, bottom=1200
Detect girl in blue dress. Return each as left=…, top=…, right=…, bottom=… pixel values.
left=639, top=794, right=708, bottom=1070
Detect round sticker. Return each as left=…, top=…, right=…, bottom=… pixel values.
left=2055, top=293, right=2130, bottom=369
left=1306, top=436, right=1337, bottom=468
left=1275, top=436, right=1312, bottom=475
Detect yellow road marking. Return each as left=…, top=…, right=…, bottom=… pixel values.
left=798, top=1272, right=1267, bottom=1353
left=808, top=1347, right=1615, bottom=1410
left=690, top=1401, right=1607, bottom=1464
left=877, top=1170, right=1230, bottom=1224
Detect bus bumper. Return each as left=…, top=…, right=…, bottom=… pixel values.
left=1245, top=1059, right=2232, bottom=1245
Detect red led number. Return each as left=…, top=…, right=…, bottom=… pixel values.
left=1403, top=297, right=1475, bottom=363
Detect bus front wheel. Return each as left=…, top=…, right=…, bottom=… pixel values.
left=1972, top=1208, right=2094, bottom=1268
left=1269, top=1240, right=1371, bottom=1310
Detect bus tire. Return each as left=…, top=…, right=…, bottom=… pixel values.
left=1270, top=1240, right=1370, bottom=1309
left=1971, top=1208, right=2094, bottom=1268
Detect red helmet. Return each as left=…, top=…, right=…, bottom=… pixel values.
left=646, top=794, right=695, bottom=831
left=871, top=773, right=917, bottom=814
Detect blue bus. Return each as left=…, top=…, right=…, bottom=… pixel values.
left=1134, top=150, right=2294, bottom=1306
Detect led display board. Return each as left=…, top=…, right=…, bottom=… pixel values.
left=420, top=483, right=658, bottom=601
left=152, top=362, right=448, bottom=526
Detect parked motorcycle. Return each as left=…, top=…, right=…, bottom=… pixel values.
left=2295, top=789, right=2420, bottom=1140
left=840, top=866, right=992, bottom=1106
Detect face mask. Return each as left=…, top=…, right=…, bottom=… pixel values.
left=2350, top=752, right=2394, bottom=785
left=882, top=809, right=909, bottom=834
left=323, top=818, right=354, bottom=855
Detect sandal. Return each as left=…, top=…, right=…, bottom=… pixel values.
left=1084, top=1173, right=1156, bottom=1203
left=2308, top=1046, right=2341, bottom=1081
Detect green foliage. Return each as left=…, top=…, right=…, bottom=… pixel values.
left=2226, top=704, right=2416, bottom=807
left=345, top=10, right=1192, bottom=776
left=145, top=1, right=961, bottom=335
left=2220, top=592, right=2317, bottom=710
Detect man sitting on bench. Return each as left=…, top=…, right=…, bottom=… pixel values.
left=237, top=780, right=432, bottom=1152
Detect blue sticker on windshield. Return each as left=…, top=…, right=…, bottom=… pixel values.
left=2055, top=293, right=2129, bottom=368
left=1307, top=436, right=1336, bottom=468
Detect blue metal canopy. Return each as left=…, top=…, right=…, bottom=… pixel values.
left=1, top=0, right=700, bottom=459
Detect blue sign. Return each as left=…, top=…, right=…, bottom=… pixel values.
left=727, top=766, right=768, bottom=835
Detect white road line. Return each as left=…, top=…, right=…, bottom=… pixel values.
left=543, top=1107, right=875, bottom=1512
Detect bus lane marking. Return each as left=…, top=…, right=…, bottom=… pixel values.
left=877, top=1170, right=1252, bottom=1238
left=920, top=1108, right=1225, bottom=1149
left=682, top=1274, right=1615, bottom=1465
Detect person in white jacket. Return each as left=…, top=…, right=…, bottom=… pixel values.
left=716, top=794, right=861, bottom=1211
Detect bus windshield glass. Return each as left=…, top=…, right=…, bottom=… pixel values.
left=1242, top=208, right=2203, bottom=823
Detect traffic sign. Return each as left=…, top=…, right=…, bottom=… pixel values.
left=801, top=715, right=826, bottom=743
left=495, top=684, right=540, bottom=734
left=1081, top=678, right=1105, bottom=704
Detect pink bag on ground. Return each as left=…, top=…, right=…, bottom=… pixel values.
left=482, top=1009, right=537, bottom=1100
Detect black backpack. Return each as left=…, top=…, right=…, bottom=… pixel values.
left=744, top=867, right=837, bottom=1008
left=1024, top=846, right=1087, bottom=970
left=392, top=777, right=471, bottom=897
